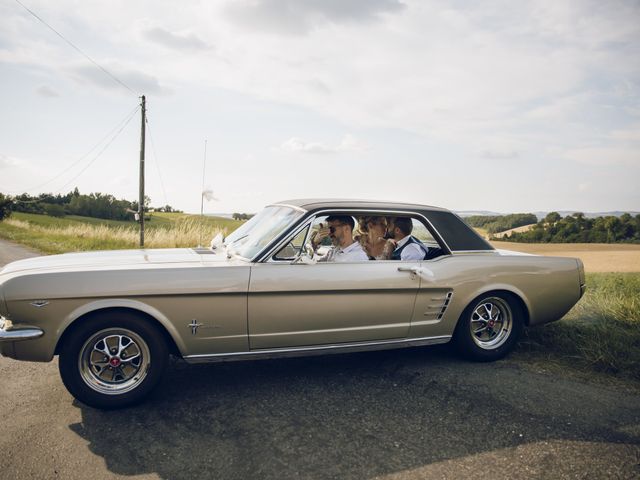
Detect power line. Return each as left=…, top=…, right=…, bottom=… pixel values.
left=7, top=104, right=141, bottom=194
left=144, top=116, right=169, bottom=207
left=55, top=106, right=140, bottom=193
left=12, top=106, right=140, bottom=203
left=14, top=0, right=136, bottom=95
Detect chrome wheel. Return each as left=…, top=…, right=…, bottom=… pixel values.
left=469, top=297, right=513, bottom=350
left=78, top=328, right=151, bottom=395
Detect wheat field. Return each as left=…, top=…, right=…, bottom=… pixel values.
left=490, top=241, right=640, bottom=272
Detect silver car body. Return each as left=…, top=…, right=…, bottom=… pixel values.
left=0, top=199, right=585, bottom=364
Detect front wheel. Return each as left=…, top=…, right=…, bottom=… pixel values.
left=453, top=293, right=524, bottom=362
left=59, top=311, right=168, bottom=409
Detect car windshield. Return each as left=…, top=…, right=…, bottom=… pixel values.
left=227, top=206, right=304, bottom=259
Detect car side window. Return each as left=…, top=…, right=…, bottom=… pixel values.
left=410, top=218, right=445, bottom=260
left=411, top=218, right=436, bottom=244
left=273, top=225, right=310, bottom=261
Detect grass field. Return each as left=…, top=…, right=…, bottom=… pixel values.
left=0, top=212, right=242, bottom=254
left=516, top=272, right=640, bottom=381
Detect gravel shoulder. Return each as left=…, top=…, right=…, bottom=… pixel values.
left=1, top=239, right=639, bottom=480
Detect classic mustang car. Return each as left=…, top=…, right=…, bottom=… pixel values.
left=0, top=199, right=585, bottom=408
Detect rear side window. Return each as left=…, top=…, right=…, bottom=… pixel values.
left=425, top=211, right=494, bottom=251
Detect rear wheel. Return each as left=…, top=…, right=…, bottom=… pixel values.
left=453, top=292, right=524, bottom=361
left=59, top=311, right=168, bottom=409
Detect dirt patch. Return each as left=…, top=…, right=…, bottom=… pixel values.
left=490, top=241, right=640, bottom=272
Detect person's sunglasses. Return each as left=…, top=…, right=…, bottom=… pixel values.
left=329, top=224, right=344, bottom=234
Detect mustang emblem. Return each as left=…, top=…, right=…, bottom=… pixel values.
left=188, top=319, right=204, bottom=335
left=30, top=300, right=50, bottom=308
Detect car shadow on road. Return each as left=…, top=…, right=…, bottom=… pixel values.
left=68, top=345, right=640, bottom=480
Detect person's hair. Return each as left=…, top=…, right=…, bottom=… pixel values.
left=327, top=215, right=355, bottom=230
left=358, top=216, right=387, bottom=233
left=393, top=217, right=413, bottom=236
left=357, top=217, right=368, bottom=233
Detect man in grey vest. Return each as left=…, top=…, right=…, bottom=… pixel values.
left=386, top=217, right=429, bottom=261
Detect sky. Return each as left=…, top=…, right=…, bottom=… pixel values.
left=0, top=0, right=639, bottom=214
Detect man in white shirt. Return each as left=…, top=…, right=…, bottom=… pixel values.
left=386, top=217, right=429, bottom=261
left=311, top=215, right=368, bottom=262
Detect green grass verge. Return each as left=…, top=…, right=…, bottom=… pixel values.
left=8, top=212, right=240, bottom=231
left=0, top=212, right=243, bottom=254
left=0, top=219, right=132, bottom=253
left=517, top=272, right=640, bottom=381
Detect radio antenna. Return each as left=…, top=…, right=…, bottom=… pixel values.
left=199, top=139, right=207, bottom=247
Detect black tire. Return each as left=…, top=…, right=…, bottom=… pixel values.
left=453, top=292, right=524, bottom=362
left=58, top=311, right=168, bottom=409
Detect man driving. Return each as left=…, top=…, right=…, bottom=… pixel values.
left=311, top=215, right=368, bottom=262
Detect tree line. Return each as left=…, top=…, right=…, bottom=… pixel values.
left=0, top=189, right=180, bottom=222
left=499, top=212, right=640, bottom=243
left=232, top=213, right=254, bottom=220
left=464, top=213, right=538, bottom=234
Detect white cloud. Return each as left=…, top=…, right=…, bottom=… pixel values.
left=479, top=149, right=519, bottom=160
left=1, top=0, right=640, bottom=212
left=564, top=147, right=640, bottom=167
left=0, top=154, right=24, bottom=169
left=69, top=63, right=172, bottom=95
left=142, top=26, right=210, bottom=51
left=279, top=134, right=369, bottom=154
left=223, top=0, right=406, bottom=35
left=35, top=85, right=59, bottom=98
left=609, top=125, right=640, bottom=143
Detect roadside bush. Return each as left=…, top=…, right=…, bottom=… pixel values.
left=43, top=203, right=65, bottom=217
left=0, top=193, right=13, bottom=221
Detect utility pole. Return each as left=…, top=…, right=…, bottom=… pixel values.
left=138, top=95, right=146, bottom=248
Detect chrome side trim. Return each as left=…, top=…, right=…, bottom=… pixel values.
left=182, top=335, right=452, bottom=364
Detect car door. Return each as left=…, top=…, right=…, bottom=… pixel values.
left=247, top=259, right=421, bottom=349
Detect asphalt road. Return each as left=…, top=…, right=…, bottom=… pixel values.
left=1, top=239, right=639, bottom=480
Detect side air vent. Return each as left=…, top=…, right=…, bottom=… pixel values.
left=437, top=291, right=453, bottom=320
left=423, top=290, right=454, bottom=321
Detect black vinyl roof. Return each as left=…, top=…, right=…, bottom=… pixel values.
left=272, top=199, right=493, bottom=251
left=273, top=198, right=450, bottom=213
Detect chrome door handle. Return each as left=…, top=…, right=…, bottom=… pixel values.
left=398, top=266, right=420, bottom=273
left=398, top=266, right=435, bottom=278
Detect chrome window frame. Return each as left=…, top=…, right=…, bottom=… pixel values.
left=227, top=205, right=306, bottom=263
left=257, top=208, right=453, bottom=264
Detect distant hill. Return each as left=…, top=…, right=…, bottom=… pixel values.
left=455, top=210, right=503, bottom=217
left=457, top=211, right=639, bottom=221
left=532, top=211, right=640, bottom=220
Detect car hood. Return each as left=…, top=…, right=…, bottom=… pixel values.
left=0, top=248, right=230, bottom=275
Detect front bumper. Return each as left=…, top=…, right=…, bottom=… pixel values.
left=0, top=316, right=44, bottom=343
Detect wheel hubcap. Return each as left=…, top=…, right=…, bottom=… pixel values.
left=78, top=328, right=151, bottom=395
left=469, top=297, right=513, bottom=350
